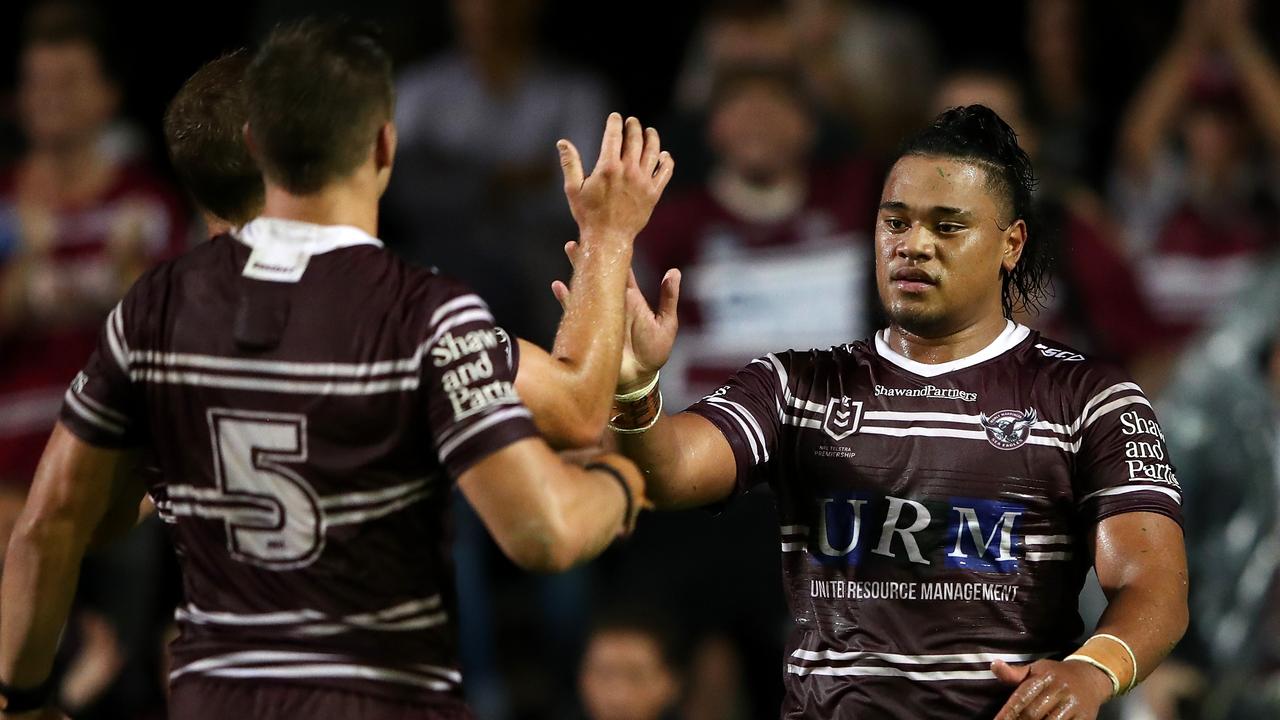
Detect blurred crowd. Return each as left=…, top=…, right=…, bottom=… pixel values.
left=0, top=0, right=1278, bottom=719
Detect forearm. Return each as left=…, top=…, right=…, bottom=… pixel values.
left=548, top=460, right=633, bottom=567
left=1121, top=41, right=1197, bottom=174
left=1089, top=574, right=1188, bottom=687
left=549, top=231, right=634, bottom=428
left=1225, top=33, right=1280, bottom=154
left=0, top=515, right=88, bottom=686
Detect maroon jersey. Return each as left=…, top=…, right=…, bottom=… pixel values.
left=59, top=218, right=536, bottom=711
left=686, top=321, right=1182, bottom=719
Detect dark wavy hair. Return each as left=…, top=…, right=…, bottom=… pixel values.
left=897, top=105, right=1051, bottom=318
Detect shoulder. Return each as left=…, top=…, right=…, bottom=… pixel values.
left=1019, top=332, right=1147, bottom=408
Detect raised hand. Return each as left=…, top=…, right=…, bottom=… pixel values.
left=552, top=241, right=680, bottom=393
left=557, top=113, right=674, bottom=243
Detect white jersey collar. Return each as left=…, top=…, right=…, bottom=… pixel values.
left=874, top=320, right=1029, bottom=378
left=237, top=217, right=383, bottom=254
left=235, top=217, right=383, bottom=283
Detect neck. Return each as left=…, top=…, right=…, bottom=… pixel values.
left=710, top=167, right=806, bottom=223
left=23, top=138, right=107, bottom=200
left=260, top=180, right=379, bottom=237
left=203, top=211, right=236, bottom=238
left=885, top=311, right=1009, bottom=365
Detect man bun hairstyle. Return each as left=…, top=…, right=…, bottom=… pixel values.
left=898, top=104, right=1051, bottom=318
left=245, top=17, right=394, bottom=194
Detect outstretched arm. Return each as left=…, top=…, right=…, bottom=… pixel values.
left=515, top=113, right=674, bottom=449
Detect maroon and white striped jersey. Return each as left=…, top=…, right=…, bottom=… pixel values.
left=59, top=218, right=536, bottom=711
left=686, top=321, right=1182, bottom=719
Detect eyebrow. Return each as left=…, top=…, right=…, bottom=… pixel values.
left=878, top=201, right=975, bottom=219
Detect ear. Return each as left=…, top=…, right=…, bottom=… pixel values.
left=242, top=122, right=259, bottom=161
left=1001, top=218, right=1028, bottom=274
left=375, top=121, right=396, bottom=173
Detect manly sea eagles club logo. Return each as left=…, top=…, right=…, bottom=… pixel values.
left=979, top=408, right=1038, bottom=450
left=823, top=397, right=864, bottom=442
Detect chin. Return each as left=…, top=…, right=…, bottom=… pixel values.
left=884, top=300, right=949, bottom=336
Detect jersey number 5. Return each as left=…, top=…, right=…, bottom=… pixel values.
left=207, top=409, right=324, bottom=569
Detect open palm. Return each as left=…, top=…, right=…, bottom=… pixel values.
left=553, top=241, right=680, bottom=391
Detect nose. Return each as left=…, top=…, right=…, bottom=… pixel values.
left=895, top=223, right=934, bottom=261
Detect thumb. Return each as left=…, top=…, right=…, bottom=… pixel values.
left=657, top=269, right=681, bottom=324
left=991, top=660, right=1030, bottom=686
left=557, top=140, right=584, bottom=195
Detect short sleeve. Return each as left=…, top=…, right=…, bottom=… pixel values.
left=1074, top=376, right=1182, bottom=526
left=59, top=302, right=147, bottom=447
left=685, top=353, right=787, bottom=495
left=422, top=290, right=538, bottom=478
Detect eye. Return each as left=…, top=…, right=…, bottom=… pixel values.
left=936, top=222, right=965, bottom=234
left=883, top=217, right=908, bottom=232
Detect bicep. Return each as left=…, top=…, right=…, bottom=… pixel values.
left=1091, top=511, right=1187, bottom=597
left=643, top=412, right=739, bottom=510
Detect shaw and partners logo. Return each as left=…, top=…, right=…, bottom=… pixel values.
left=874, top=384, right=977, bottom=402
left=812, top=492, right=1026, bottom=573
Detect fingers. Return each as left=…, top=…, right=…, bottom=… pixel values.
left=1022, top=686, right=1065, bottom=720
left=640, top=126, right=661, bottom=174
left=653, top=151, right=675, bottom=192
left=550, top=280, right=570, bottom=310
left=557, top=140, right=584, bottom=196
left=993, top=660, right=1030, bottom=686
left=597, top=112, right=623, bottom=170
left=622, top=116, right=643, bottom=165
left=563, top=240, right=580, bottom=269
left=657, top=268, right=681, bottom=323
left=994, top=671, right=1053, bottom=720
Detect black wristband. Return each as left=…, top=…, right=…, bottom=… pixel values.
left=0, top=675, right=56, bottom=714
left=585, top=461, right=633, bottom=533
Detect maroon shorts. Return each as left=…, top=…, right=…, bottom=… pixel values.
left=169, top=679, right=473, bottom=719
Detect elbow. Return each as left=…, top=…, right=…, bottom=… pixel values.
left=500, top=523, right=581, bottom=574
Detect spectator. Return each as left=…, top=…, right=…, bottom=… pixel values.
left=789, top=0, right=937, bottom=159
left=640, top=63, right=876, bottom=409
left=0, top=1, right=187, bottom=504
left=578, top=611, right=682, bottom=720
left=1114, top=0, right=1280, bottom=350
left=1024, top=0, right=1107, bottom=190
left=663, top=0, right=804, bottom=189
left=0, top=4, right=187, bottom=718
left=384, top=0, right=608, bottom=346
left=384, top=4, right=610, bottom=716
left=932, top=66, right=1175, bottom=379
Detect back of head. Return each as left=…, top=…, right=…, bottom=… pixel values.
left=245, top=18, right=394, bottom=195
left=897, top=104, right=1049, bottom=317
left=164, top=50, right=262, bottom=226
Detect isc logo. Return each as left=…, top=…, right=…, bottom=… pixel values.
left=813, top=493, right=1025, bottom=573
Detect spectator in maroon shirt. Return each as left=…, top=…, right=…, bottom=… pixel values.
left=0, top=2, right=188, bottom=493
left=934, top=66, right=1179, bottom=389
left=639, top=63, right=876, bottom=407
left=1115, top=0, right=1280, bottom=349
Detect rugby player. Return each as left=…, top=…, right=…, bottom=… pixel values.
left=0, top=19, right=671, bottom=719
left=161, top=49, right=670, bottom=451
left=601, top=105, right=1188, bottom=719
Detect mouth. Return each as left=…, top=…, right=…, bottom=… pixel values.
left=889, top=267, right=937, bottom=293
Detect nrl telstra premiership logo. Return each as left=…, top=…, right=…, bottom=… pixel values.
left=823, top=397, right=863, bottom=442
